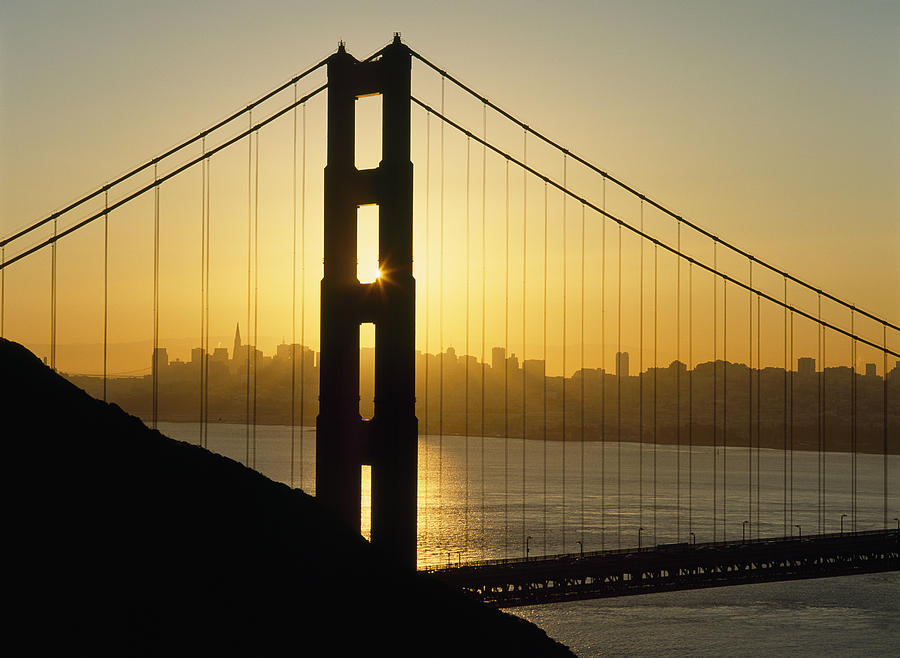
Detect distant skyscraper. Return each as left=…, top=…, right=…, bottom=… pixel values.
left=152, top=347, right=168, bottom=376
left=492, top=347, right=506, bottom=372
left=616, top=351, right=629, bottom=378
left=865, top=363, right=876, bottom=377
left=233, top=323, right=242, bottom=361
left=798, top=357, right=815, bottom=376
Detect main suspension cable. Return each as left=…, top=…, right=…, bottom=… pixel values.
left=3, top=57, right=330, bottom=250
left=409, top=99, right=897, bottom=357
left=407, top=48, right=897, bottom=334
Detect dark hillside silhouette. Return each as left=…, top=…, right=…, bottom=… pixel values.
left=2, top=338, right=571, bottom=656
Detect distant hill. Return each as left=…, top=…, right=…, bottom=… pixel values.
left=1, top=338, right=572, bottom=656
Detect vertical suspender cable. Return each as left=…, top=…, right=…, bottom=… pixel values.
left=562, top=156, right=567, bottom=554
left=481, top=105, right=487, bottom=557
left=747, top=286, right=753, bottom=536
left=617, top=221, right=622, bottom=550
left=712, top=243, right=717, bottom=541
left=1, top=244, right=4, bottom=338
left=790, top=307, right=795, bottom=531
left=756, top=283, right=761, bottom=536
left=439, top=79, right=445, bottom=524
left=784, top=278, right=789, bottom=535
left=851, top=311, right=856, bottom=530
left=601, top=180, right=607, bottom=551
left=245, top=115, right=252, bottom=466
left=521, top=128, right=527, bottom=555
left=723, top=276, right=728, bottom=539
left=51, top=217, right=57, bottom=372
left=203, top=147, right=211, bottom=450
left=504, top=158, right=510, bottom=558
left=676, top=225, right=681, bottom=541
left=103, top=190, right=108, bottom=402
left=817, top=294, right=823, bottom=533
left=152, top=164, right=159, bottom=429
left=639, top=203, right=644, bottom=535
left=689, top=262, right=694, bottom=538
left=424, top=109, right=430, bottom=545
left=300, top=102, right=307, bottom=489
left=290, top=87, right=298, bottom=487
left=199, top=140, right=207, bottom=448
left=252, top=128, right=260, bottom=468
left=465, top=136, right=471, bottom=550
left=883, top=324, right=888, bottom=530
left=748, top=260, right=753, bottom=535
left=653, top=241, right=658, bottom=544
left=542, top=179, right=548, bottom=553
left=580, top=202, right=585, bottom=549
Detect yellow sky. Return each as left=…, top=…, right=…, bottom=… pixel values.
left=1, top=1, right=897, bottom=374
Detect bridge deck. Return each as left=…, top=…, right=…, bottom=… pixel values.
left=426, top=529, right=900, bottom=607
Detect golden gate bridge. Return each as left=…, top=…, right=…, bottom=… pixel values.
left=1, top=35, right=896, bottom=604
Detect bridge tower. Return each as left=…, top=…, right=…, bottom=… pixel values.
left=316, top=35, right=417, bottom=568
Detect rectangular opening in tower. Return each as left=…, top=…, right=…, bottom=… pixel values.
left=355, top=93, right=382, bottom=170
left=361, top=464, right=371, bottom=542
left=359, top=321, right=375, bottom=420
left=357, top=204, right=379, bottom=283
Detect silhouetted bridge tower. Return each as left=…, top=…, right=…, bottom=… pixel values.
left=317, top=36, right=417, bottom=568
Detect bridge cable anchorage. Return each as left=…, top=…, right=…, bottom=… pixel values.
left=407, top=48, right=898, bottom=334
left=408, top=97, right=900, bottom=359
left=1, top=57, right=330, bottom=252
left=1, top=86, right=326, bottom=273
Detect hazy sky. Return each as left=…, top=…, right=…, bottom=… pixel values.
left=1, top=0, right=898, bottom=370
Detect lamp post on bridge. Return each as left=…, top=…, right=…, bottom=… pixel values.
left=576, top=540, right=583, bottom=558
left=526, top=535, right=534, bottom=562
left=742, top=520, right=749, bottom=542
left=794, top=524, right=801, bottom=538
left=689, top=531, right=696, bottom=545
left=894, top=518, right=899, bottom=531
left=638, top=527, right=645, bottom=550
left=841, top=513, right=847, bottom=535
